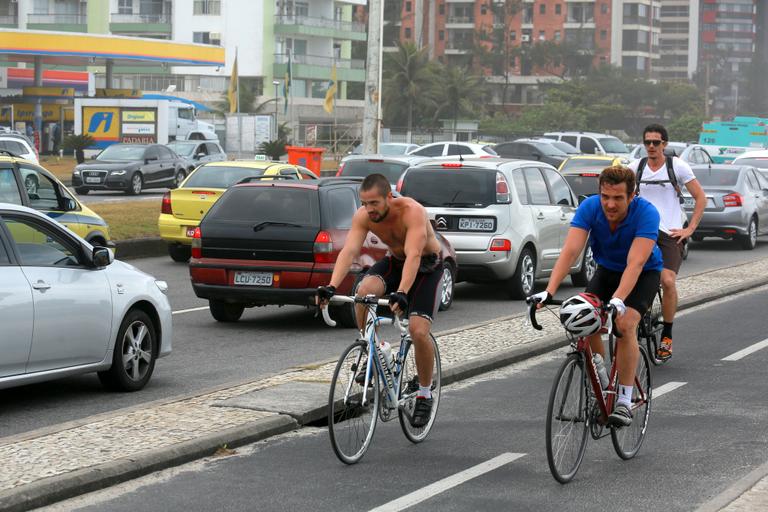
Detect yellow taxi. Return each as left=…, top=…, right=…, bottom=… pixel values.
left=158, top=160, right=318, bottom=261
left=0, top=155, right=112, bottom=247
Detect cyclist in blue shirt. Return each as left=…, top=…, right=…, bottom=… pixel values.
left=529, top=165, right=663, bottom=427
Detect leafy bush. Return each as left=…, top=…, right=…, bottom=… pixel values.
left=62, top=134, right=95, bottom=163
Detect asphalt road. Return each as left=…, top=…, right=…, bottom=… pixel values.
left=1, top=237, right=766, bottom=438
left=41, top=285, right=768, bottom=512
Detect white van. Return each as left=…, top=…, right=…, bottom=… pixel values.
left=543, top=131, right=630, bottom=156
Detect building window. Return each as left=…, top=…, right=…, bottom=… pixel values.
left=540, top=4, right=546, bottom=15
left=439, top=4, right=444, bottom=15
left=600, top=30, right=607, bottom=40
left=405, top=27, right=411, bottom=38
left=193, top=32, right=221, bottom=45
left=523, top=5, right=533, bottom=23
left=118, top=0, right=133, bottom=15
left=439, top=30, right=444, bottom=41
left=601, top=3, right=608, bottom=15
left=193, top=0, right=220, bottom=15
left=554, top=30, right=561, bottom=41
left=555, top=4, right=561, bottom=15
left=510, top=30, right=516, bottom=41
left=405, top=1, right=411, bottom=13
left=539, top=30, right=546, bottom=40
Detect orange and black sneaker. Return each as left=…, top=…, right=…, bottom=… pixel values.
left=657, top=337, right=673, bottom=361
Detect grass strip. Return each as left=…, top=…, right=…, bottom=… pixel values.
left=87, top=200, right=161, bottom=240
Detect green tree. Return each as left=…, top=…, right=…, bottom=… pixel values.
left=514, top=101, right=590, bottom=134
left=215, top=78, right=272, bottom=115
left=382, top=42, right=439, bottom=132
left=667, top=113, right=705, bottom=143
left=432, top=65, right=486, bottom=132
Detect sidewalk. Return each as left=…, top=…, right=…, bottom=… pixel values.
left=3, top=259, right=768, bottom=511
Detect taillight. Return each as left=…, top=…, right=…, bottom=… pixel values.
left=396, top=176, right=404, bottom=192
left=490, top=239, right=511, bottom=251
left=442, top=163, right=462, bottom=168
left=314, top=230, right=335, bottom=263
left=191, top=227, right=202, bottom=258
left=335, top=162, right=345, bottom=177
left=496, top=172, right=511, bottom=203
left=161, top=192, right=172, bottom=215
left=580, top=173, right=600, bottom=177
left=723, top=192, right=742, bottom=207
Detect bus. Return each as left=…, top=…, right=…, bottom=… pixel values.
left=699, top=117, right=768, bottom=163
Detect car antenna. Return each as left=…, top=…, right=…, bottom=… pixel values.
left=458, top=147, right=464, bottom=162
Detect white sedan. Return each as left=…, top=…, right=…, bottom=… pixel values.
left=408, top=142, right=498, bottom=159
left=0, top=203, right=172, bottom=391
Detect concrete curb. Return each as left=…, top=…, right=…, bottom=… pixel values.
left=696, top=459, right=768, bottom=512
left=3, top=274, right=767, bottom=511
left=113, top=237, right=167, bottom=260
left=0, top=415, right=298, bottom=512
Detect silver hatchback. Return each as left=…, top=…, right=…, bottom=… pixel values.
left=684, top=164, right=768, bottom=250
left=399, top=159, right=591, bottom=298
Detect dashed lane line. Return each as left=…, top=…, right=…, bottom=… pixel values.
left=654, top=381, right=687, bottom=398
left=172, top=306, right=209, bottom=315
left=368, top=452, right=526, bottom=512
left=722, top=338, right=768, bottom=361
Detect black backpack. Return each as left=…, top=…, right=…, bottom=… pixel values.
left=636, top=155, right=684, bottom=204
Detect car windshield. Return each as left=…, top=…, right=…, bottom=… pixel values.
left=380, top=144, right=409, bottom=156
left=209, top=187, right=320, bottom=226
left=167, top=142, right=197, bottom=157
left=599, top=138, right=629, bottom=153
left=561, top=158, right=612, bottom=172
left=341, top=160, right=408, bottom=182
left=533, top=142, right=567, bottom=156
left=692, top=168, right=740, bottom=187
left=551, top=141, right=580, bottom=154
left=182, top=165, right=266, bottom=188
left=563, top=175, right=600, bottom=199
left=401, top=168, right=497, bottom=208
left=482, top=145, right=498, bottom=156
left=734, top=157, right=768, bottom=169
left=96, top=145, right=146, bottom=161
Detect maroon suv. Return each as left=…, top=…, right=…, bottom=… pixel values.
left=188, top=178, right=457, bottom=326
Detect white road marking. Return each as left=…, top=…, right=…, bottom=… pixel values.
left=368, top=452, right=525, bottom=512
left=653, top=381, right=687, bottom=398
left=172, top=306, right=209, bottom=315
left=722, top=338, right=768, bottom=361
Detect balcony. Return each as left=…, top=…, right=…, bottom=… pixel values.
left=27, top=13, right=86, bottom=31
left=0, top=14, right=17, bottom=27
left=110, top=12, right=172, bottom=35
left=273, top=53, right=366, bottom=83
left=274, top=14, right=367, bottom=42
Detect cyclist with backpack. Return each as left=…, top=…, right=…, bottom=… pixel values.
left=629, top=124, right=707, bottom=361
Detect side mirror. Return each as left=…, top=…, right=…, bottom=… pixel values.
left=64, top=198, right=77, bottom=211
left=578, top=194, right=589, bottom=204
left=532, top=152, right=541, bottom=160
left=595, top=148, right=606, bottom=155
left=90, top=154, right=97, bottom=160
left=91, top=246, right=113, bottom=268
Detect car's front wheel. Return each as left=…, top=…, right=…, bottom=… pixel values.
left=172, top=169, right=186, bottom=189
left=98, top=309, right=157, bottom=391
left=209, top=300, right=245, bottom=322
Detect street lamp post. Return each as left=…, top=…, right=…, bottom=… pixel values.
left=273, top=80, right=280, bottom=141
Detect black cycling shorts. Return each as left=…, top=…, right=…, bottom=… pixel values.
left=365, top=254, right=443, bottom=322
left=585, top=266, right=661, bottom=316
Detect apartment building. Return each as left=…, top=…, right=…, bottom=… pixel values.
left=656, top=0, right=699, bottom=81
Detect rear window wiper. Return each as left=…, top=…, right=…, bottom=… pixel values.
left=253, top=221, right=303, bottom=232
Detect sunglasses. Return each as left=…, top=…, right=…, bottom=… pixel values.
left=643, top=140, right=664, bottom=147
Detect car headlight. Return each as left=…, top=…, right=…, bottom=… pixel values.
left=111, top=170, right=127, bottom=176
left=73, top=170, right=80, bottom=175
left=155, top=280, right=169, bottom=294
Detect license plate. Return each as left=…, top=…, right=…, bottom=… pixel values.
left=458, top=217, right=494, bottom=231
left=85, top=177, right=101, bottom=184
left=186, top=227, right=196, bottom=237
left=233, top=271, right=273, bottom=286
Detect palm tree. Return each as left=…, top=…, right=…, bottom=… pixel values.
left=382, top=42, right=437, bottom=134
left=432, top=66, right=486, bottom=133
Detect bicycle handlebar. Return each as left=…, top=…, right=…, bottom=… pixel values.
left=525, top=296, right=622, bottom=338
left=320, top=294, right=407, bottom=333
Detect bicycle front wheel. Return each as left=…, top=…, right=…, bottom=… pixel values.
left=546, top=354, right=590, bottom=484
left=398, top=334, right=441, bottom=443
left=611, top=344, right=652, bottom=460
left=328, top=341, right=380, bottom=464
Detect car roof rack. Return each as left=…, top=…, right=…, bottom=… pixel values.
left=236, top=175, right=299, bottom=184
left=317, top=176, right=364, bottom=187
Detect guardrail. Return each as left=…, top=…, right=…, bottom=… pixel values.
left=28, top=13, right=87, bottom=24
left=274, top=53, right=365, bottom=70
left=110, top=13, right=172, bottom=24
left=275, top=14, right=365, bottom=33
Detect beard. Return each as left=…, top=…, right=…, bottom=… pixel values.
left=370, top=206, right=390, bottom=223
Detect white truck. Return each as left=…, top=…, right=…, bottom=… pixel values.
left=74, top=98, right=217, bottom=150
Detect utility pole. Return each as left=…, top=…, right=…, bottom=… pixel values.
left=362, top=0, right=383, bottom=154
left=704, top=59, right=711, bottom=119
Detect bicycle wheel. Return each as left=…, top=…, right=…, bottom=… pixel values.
left=546, top=354, right=590, bottom=484
left=328, top=341, right=380, bottom=464
left=398, top=334, right=441, bottom=443
left=611, top=345, right=652, bottom=460
left=644, top=290, right=666, bottom=366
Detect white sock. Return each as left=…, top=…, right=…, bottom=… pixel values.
left=418, top=385, right=432, bottom=399
left=618, top=385, right=633, bottom=407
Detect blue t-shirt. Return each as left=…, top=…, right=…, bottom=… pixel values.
left=571, top=195, right=664, bottom=272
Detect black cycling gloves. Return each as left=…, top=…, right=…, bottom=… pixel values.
left=389, top=291, right=408, bottom=312
left=316, top=285, right=336, bottom=301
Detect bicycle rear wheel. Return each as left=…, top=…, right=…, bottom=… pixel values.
left=644, top=290, right=667, bottom=366
left=328, top=341, right=380, bottom=464
left=546, top=354, right=590, bottom=484
left=398, top=334, right=441, bottom=443
left=611, top=345, right=652, bottom=460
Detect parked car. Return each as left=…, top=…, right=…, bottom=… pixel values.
left=683, top=164, right=768, bottom=250
left=0, top=203, right=171, bottom=391
left=408, top=142, right=498, bottom=159
left=627, top=142, right=714, bottom=168
left=188, top=177, right=458, bottom=325
left=0, top=154, right=113, bottom=247
left=492, top=140, right=569, bottom=168
left=558, top=155, right=626, bottom=176
left=0, top=133, right=37, bottom=162
left=348, top=142, right=419, bottom=156
left=629, top=141, right=688, bottom=160
left=336, top=155, right=428, bottom=188
left=543, top=131, right=630, bottom=156
left=399, top=159, right=591, bottom=298
left=732, top=149, right=768, bottom=179
left=159, top=160, right=318, bottom=262
left=167, top=140, right=227, bottom=174
left=72, top=143, right=187, bottom=195
left=527, top=138, right=580, bottom=156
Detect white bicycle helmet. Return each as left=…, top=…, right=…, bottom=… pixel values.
left=559, top=293, right=603, bottom=337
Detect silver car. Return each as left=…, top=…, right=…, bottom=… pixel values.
left=337, top=155, right=428, bottom=188
left=0, top=203, right=172, bottom=391
left=167, top=140, right=227, bottom=176
left=684, top=165, right=768, bottom=250
left=399, top=159, right=590, bottom=298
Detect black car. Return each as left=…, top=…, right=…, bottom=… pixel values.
left=72, top=143, right=186, bottom=195
left=493, top=141, right=568, bottom=168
